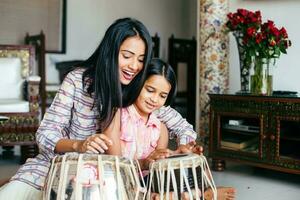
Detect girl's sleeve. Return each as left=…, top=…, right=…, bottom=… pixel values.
left=36, top=71, right=76, bottom=158
left=155, top=106, right=197, bottom=145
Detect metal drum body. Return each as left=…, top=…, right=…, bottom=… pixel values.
left=147, top=153, right=217, bottom=200
left=44, top=153, right=146, bottom=200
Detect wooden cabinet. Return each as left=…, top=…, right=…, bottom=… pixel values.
left=209, top=94, right=300, bottom=174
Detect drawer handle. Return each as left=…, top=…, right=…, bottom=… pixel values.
left=269, top=134, right=275, bottom=141
left=262, top=134, right=267, bottom=140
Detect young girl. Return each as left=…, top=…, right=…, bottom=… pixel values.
left=104, top=58, right=177, bottom=168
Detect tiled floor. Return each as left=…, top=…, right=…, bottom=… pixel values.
left=0, top=151, right=299, bottom=200
left=211, top=162, right=300, bottom=200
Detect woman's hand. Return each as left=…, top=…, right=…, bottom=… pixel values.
left=175, top=141, right=204, bottom=155
left=75, top=134, right=113, bottom=153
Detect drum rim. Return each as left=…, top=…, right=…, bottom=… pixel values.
left=149, top=153, right=204, bottom=169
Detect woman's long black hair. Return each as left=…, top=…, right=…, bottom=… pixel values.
left=145, top=58, right=177, bottom=106
left=79, top=18, right=153, bottom=131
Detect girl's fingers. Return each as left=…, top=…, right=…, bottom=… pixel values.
left=98, top=134, right=113, bottom=145
left=89, top=140, right=105, bottom=153
left=84, top=134, right=113, bottom=153
left=151, top=149, right=173, bottom=160
left=86, top=144, right=100, bottom=154
left=93, top=137, right=109, bottom=152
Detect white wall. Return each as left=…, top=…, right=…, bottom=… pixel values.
left=228, top=0, right=300, bottom=94
left=46, top=0, right=197, bottom=83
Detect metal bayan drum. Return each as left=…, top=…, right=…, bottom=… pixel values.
left=147, top=153, right=217, bottom=200
left=44, top=153, right=146, bottom=200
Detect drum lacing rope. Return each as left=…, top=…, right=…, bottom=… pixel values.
left=75, top=153, right=83, bottom=200
left=133, top=159, right=147, bottom=200
left=97, top=155, right=104, bottom=199
left=200, top=155, right=217, bottom=200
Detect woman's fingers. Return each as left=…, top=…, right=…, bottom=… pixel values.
left=192, top=145, right=204, bottom=155
left=175, top=141, right=204, bottom=155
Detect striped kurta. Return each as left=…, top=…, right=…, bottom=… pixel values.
left=10, top=68, right=197, bottom=190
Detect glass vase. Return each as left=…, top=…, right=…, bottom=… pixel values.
left=250, top=58, right=273, bottom=96
left=233, top=31, right=251, bottom=93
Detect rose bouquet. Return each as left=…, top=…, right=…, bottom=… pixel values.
left=226, top=8, right=292, bottom=94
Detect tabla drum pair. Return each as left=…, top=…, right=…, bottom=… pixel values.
left=146, top=153, right=217, bottom=200
left=44, top=153, right=216, bottom=200
left=43, top=153, right=146, bottom=200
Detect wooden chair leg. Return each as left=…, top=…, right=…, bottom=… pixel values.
left=2, top=146, right=14, bottom=159
left=20, top=145, right=38, bottom=164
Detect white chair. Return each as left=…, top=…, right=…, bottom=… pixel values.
left=0, top=45, right=40, bottom=163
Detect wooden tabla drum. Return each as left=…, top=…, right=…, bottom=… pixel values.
left=44, top=153, right=146, bottom=200
left=146, top=153, right=217, bottom=200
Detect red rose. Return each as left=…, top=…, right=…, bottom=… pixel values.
left=269, top=39, right=276, bottom=46
left=256, top=33, right=263, bottom=44
left=227, top=13, right=233, bottom=19
left=237, top=9, right=248, bottom=17
left=280, top=27, right=288, bottom=38
left=247, top=27, right=256, bottom=37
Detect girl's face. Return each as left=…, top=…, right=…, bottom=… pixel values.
left=119, top=36, right=146, bottom=85
left=134, top=75, right=171, bottom=119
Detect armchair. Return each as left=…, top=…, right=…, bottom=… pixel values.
left=0, top=45, right=40, bottom=163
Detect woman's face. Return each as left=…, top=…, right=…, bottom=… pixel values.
left=119, top=36, right=146, bottom=85
left=134, top=75, right=171, bottom=119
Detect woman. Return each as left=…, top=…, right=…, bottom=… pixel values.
left=0, top=17, right=197, bottom=199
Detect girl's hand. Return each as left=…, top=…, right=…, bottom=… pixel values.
left=75, top=134, right=113, bottom=153
left=141, top=148, right=173, bottom=170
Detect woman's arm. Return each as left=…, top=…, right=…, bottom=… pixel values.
left=55, top=134, right=113, bottom=154
left=37, top=70, right=112, bottom=156
left=103, top=109, right=122, bottom=156
left=36, top=70, right=77, bottom=157
left=155, top=106, right=197, bottom=145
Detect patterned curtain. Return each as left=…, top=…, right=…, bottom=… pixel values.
left=199, top=0, right=229, bottom=151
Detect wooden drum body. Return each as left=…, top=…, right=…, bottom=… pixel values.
left=147, top=153, right=217, bottom=200
left=44, top=153, right=146, bottom=200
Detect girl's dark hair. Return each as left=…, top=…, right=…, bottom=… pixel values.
left=145, top=58, right=177, bottom=105
left=79, top=18, right=153, bottom=130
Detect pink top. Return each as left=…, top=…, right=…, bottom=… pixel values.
left=120, top=105, right=161, bottom=160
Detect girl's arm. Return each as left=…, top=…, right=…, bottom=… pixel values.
left=155, top=106, right=197, bottom=145
left=156, top=123, right=169, bottom=149
left=139, top=123, right=170, bottom=170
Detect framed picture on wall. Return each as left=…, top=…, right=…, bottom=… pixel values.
left=0, top=0, right=67, bottom=54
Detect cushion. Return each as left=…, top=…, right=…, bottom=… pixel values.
left=0, top=58, right=24, bottom=99
left=0, top=99, right=29, bottom=113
